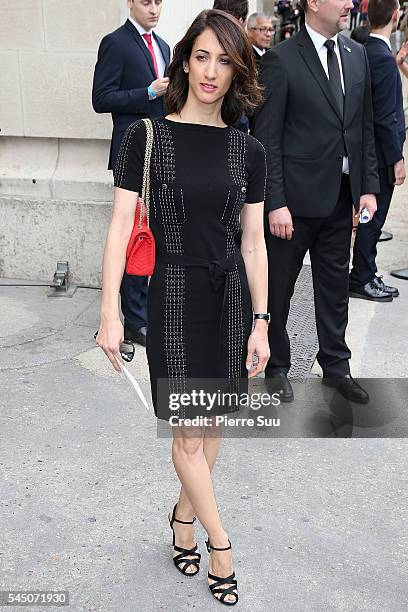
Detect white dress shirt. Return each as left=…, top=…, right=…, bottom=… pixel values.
left=129, top=15, right=166, bottom=79
left=252, top=45, right=266, bottom=56
left=369, top=32, right=392, bottom=51
left=305, top=23, right=349, bottom=174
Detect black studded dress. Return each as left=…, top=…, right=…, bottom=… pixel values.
left=114, top=118, right=266, bottom=421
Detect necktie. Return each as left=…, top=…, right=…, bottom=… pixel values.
left=143, top=33, right=159, bottom=79
left=324, top=39, right=344, bottom=117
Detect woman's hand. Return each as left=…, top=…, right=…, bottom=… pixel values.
left=246, top=321, right=270, bottom=378
left=397, top=41, right=408, bottom=66
left=95, top=317, right=124, bottom=372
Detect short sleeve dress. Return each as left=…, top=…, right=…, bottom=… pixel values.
left=114, top=118, right=266, bottom=421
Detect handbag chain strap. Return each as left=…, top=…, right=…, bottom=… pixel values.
left=139, top=118, right=154, bottom=228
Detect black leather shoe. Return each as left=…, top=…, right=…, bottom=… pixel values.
left=349, top=280, right=393, bottom=302
left=322, top=375, right=369, bottom=404
left=124, top=325, right=147, bottom=347
left=373, top=275, right=399, bottom=297
left=265, top=373, right=294, bottom=403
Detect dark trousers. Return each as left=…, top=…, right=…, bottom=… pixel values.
left=120, top=273, right=148, bottom=331
left=349, top=167, right=394, bottom=288
left=265, top=175, right=353, bottom=377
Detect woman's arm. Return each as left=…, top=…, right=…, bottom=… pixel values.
left=396, top=41, right=408, bottom=78
left=97, top=187, right=138, bottom=371
left=398, top=59, right=408, bottom=79
left=240, top=202, right=270, bottom=378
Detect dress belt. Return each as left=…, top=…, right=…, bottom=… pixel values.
left=157, top=252, right=238, bottom=291
left=157, top=252, right=240, bottom=377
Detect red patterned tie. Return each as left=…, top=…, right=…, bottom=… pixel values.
left=142, top=33, right=159, bottom=78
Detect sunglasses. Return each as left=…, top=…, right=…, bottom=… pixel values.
left=93, top=331, right=135, bottom=362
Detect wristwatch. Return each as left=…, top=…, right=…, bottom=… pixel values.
left=253, top=313, right=270, bottom=324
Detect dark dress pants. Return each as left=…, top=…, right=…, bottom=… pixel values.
left=120, top=272, right=148, bottom=332
left=265, top=175, right=353, bottom=378
left=349, top=167, right=394, bottom=288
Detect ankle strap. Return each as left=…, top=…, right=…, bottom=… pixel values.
left=205, top=538, right=231, bottom=553
left=174, top=515, right=196, bottom=525
left=171, top=503, right=196, bottom=525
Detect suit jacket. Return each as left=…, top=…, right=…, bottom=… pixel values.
left=252, top=26, right=379, bottom=216
left=252, top=46, right=263, bottom=69
left=365, top=36, right=405, bottom=170
left=92, top=19, right=170, bottom=170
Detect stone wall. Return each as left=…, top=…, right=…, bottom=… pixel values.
left=0, top=0, right=122, bottom=140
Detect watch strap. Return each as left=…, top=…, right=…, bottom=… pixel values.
left=253, top=313, right=270, bottom=323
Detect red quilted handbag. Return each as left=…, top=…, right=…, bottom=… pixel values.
left=125, top=118, right=156, bottom=276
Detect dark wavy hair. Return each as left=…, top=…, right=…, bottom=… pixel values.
left=369, top=0, right=399, bottom=28
left=165, top=9, right=262, bottom=125
left=212, top=0, right=249, bottom=22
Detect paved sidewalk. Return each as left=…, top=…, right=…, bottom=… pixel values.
left=1, top=172, right=408, bottom=611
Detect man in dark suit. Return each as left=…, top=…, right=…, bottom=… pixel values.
left=92, top=0, right=170, bottom=346
left=252, top=0, right=379, bottom=403
left=247, top=12, right=274, bottom=67
left=246, top=13, right=274, bottom=134
left=349, top=0, right=405, bottom=301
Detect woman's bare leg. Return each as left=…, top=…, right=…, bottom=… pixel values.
left=171, top=424, right=223, bottom=572
left=171, top=423, right=235, bottom=602
left=176, top=423, right=223, bottom=516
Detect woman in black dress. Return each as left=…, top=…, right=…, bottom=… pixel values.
left=97, top=9, right=269, bottom=606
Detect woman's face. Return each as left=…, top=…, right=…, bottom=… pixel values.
left=185, top=28, right=235, bottom=107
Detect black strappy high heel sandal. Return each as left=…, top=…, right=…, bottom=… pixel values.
left=168, top=503, right=201, bottom=576
left=205, top=538, right=238, bottom=606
